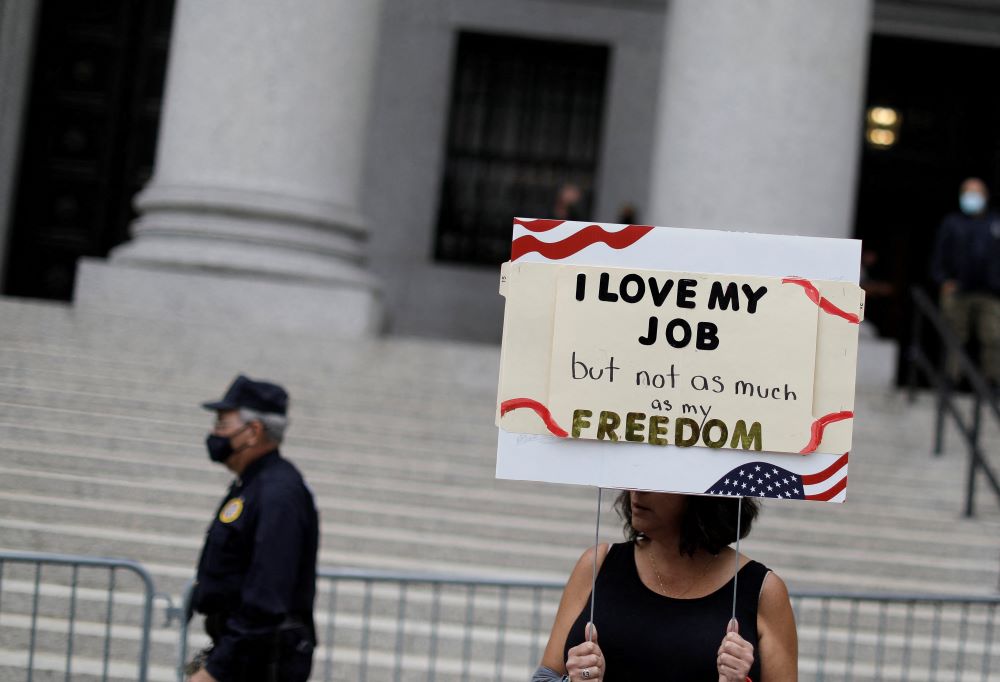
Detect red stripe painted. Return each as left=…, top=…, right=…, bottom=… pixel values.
left=500, top=398, right=569, bottom=438
left=781, top=277, right=860, bottom=324
left=799, top=412, right=854, bottom=454
left=513, top=218, right=566, bottom=233
left=805, top=475, right=847, bottom=502
left=818, top=299, right=860, bottom=324
left=511, top=224, right=654, bottom=261
left=782, top=277, right=821, bottom=304
left=801, top=452, right=849, bottom=485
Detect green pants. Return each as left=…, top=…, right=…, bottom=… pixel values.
left=940, top=291, right=1000, bottom=384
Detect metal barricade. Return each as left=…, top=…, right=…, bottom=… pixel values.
left=0, top=549, right=160, bottom=682
left=176, top=568, right=1000, bottom=682
left=312, top=568, right=564, bottom=682
left=175, top=579, right=196, bottom=680
left=177, top=568, right=565, bottom=682
left=3, top=552, right=997, bottom=680
left=793, top=590, right=999, bottom=681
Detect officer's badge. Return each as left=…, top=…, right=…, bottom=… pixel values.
left=219, top=498, right=244, bottom=524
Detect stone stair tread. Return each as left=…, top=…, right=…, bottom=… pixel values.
left=1, top=296, right=998, bottom=677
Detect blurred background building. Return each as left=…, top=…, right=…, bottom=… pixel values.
left=1, top=0, right=999, bottom=365
left=2, top=4, right=1000, bottom=677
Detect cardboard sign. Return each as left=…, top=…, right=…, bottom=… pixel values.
left=495, top=219, right=863, bottom=502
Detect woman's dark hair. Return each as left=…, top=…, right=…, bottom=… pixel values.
left=614, top=491, right=760, bottom=557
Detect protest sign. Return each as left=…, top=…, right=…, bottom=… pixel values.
left=496, top=219, right=863, bottom=502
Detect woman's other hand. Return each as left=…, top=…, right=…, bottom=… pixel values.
left=717, top=618, right=754, bottom=681
left=566, top=623, right=605, bottom=681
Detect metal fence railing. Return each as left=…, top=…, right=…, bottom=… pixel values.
left=177, top=568, right=566, bottom=682
left=174, top=569, right=1000, bottom=682
left=0, top=549, right=161, bottom=682
left=792, top=590, right=999, bottom=682
left=3, top=551, right=998, bottom=681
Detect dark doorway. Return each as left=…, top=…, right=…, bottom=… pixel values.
left=853, top=34, right=1000, bottom=382
left=4, top=1, right=175, bottom=300
left=434, top=31, right=610, bottom=266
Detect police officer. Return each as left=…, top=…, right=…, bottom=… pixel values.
left=186, top=375, right=319, bottom=682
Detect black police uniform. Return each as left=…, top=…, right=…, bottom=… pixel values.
left=193, top=449, right=319, bottom=681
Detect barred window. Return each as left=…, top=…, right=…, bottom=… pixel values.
left=434, top=32, right=609, bottom=265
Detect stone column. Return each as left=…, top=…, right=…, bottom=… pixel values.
left=76, top=0, right=384, bottom=336
left=647, top=0, right=873, bottom=238
left=647, top=1, right=895, bottom=387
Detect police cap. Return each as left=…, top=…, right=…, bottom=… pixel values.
left=202, top=375, right=288, bottom=416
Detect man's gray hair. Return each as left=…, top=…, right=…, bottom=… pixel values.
left=239, top=408, right=288, bottom=444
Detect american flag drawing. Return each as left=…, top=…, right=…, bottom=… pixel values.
left=704, top=453, right=849, bottom=502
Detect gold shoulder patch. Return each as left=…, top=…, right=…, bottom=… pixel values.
left=219, top=497, right=244, bottom=524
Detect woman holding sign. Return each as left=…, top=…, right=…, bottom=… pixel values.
left=531, top=492, right=797, bottom=681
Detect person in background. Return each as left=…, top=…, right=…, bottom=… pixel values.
left=186, top=375, right=319, bottom=682
left=554, top=183, right=585, bottom=221
left=930, top=177, right=1000, bottom=385
left=616, top=203, right=638, bottom=225
left=531, top=492, right=797, bottom=681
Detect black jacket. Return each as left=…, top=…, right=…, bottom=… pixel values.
left=930, top=210, right=1000, bottom=294
left=193, top=450, right=319, bottom=680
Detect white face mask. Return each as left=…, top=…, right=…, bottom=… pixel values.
left=960, top=191, right=986, bottom=216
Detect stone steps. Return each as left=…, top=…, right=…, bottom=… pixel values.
left=1, top=474, right=995, bottom=590
left=1, top=297, right=998, bottom=679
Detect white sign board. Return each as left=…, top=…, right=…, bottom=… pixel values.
left=495, top=219, right=862, bottom=503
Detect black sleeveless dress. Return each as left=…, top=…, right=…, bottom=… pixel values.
left=563, top=542, right=768, bottom=681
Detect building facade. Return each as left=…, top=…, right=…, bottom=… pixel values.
left=2, top=0, right=999, bottom=345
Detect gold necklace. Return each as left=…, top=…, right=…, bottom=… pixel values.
left=645, top=542, right=715, bottom=598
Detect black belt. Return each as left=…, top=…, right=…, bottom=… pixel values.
left=278, top=615, right=307, bottom=630
left=205, top=612, right=308, bottom=639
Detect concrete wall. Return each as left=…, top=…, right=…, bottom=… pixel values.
left=363, top=0, right=665, bottom=343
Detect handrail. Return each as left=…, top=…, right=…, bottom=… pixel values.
left=177, top=571, right=1000, bottom=612
left=320, top=566, right=566, bottom=588
left=907, top=285, right=1000, bottom=516
left=790, top=588, right=1000, bottom=604
left=320, top=568, right=1000, bottom=604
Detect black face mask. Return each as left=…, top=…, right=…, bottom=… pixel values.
left=205, top=424, right=250, bottom=463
